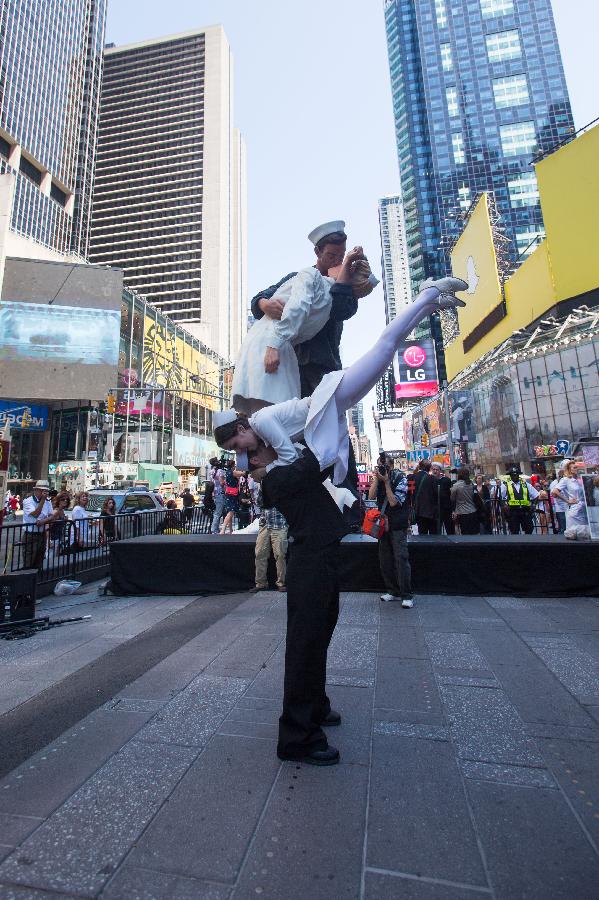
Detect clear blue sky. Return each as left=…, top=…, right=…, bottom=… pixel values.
left=106, top=0, right=597, bottom=450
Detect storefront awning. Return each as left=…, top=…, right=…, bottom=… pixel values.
left=136, top=464, right=179, bottom=490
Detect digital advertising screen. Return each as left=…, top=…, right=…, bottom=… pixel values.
left=393, top=338, right=439, bottom=400
left=0, top=258, right=122, bottom=401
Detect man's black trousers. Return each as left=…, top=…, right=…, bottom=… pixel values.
left=507, top=507, right=534, bottom=535
left=277, top=541, right=340, bottom=758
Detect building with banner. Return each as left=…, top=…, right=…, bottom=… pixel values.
left=399, top=121, right=599, bottom=475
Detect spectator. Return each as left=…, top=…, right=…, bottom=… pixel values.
left=180, top=488, right=195, bottom=526
left=100, top=497, right=120, bottom=544
left=550, top=467, right=567, bottom=533
left=431, top=462, right=454, bottom=535
left=368, top=454, right=413, bottom=607
left=49, top=491, right=70, bottom=553
left=451, top=468, right=480, bottom=535
left=474, top=473, right=492, bottom=534
left=253, top=505, right=288, bottom=592
left=412, top=459, right=438, bottom=534
left=237, top=474, right=253, bottom=529
left=499, top=465, right=539, bottom=535
left=209, top=456, right=226, bottom=534
left=554, top=460, right=588, bottom=534
left=220, top=460, right=240, bottom=534
left=21, top=480, right=60, bottom=569
left=157, top=499, right=185, bottom=534
left=70, top=492, right=91, bottom=551
left=202, top=478, right=215, bottom=519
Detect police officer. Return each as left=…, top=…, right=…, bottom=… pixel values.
left=500, top=465, right=539, bottom=535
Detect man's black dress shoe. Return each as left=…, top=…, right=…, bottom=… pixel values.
left=277, top=746, right=340, bottom=766
left=321, top=709, right=342, bottom=726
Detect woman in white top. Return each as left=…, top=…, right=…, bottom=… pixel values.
left=214, top=276, right=468, bottom=480
left=70, top=491, right=91, bottom=550
left=554, top=460, right=588, bottom=529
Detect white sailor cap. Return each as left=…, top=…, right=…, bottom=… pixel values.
left=308, top=220, right=346, bottom=246
left=213, top=409, right=238, bottom=429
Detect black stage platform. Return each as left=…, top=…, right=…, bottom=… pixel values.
left=108, top=533, right=599, bottom=598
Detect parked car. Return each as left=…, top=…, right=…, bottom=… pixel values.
left=85, top=487, right=165, bottom=538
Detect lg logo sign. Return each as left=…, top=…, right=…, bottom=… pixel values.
left=403, top=345, right=427, bottom=380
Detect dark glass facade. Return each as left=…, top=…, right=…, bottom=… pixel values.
left=0, top=0, right=106, bottom=255
left=384, top=0, right=574, bottom=287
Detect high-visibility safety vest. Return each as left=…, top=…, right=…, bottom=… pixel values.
left=504, top=478, right=530, bottom=507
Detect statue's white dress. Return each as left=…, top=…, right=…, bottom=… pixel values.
left=231, top=267, right=334, bottom=414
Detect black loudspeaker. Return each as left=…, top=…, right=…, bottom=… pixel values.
left=0, top=570, right=37, bottom=623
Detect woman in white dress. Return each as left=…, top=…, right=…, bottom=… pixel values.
left=231, top=223, right=378, bottom=416
left=214, top=277, right=468, bottom=480
left=554, top=460, right=589, bottom=533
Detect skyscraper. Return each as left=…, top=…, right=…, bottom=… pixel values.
left=379, top=195, right=412, bottom=325
left=347, top=402, right=365, bottom=437
left=0, top=0, right=106, bottom=257
left=89, top=27, right=247, bottom=362
left=383, top=0, right=574, bottom=294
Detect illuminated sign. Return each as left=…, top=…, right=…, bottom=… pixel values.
left=0, top=401, right=49, bottom=431
left=394, top=338, right=439, bottom=399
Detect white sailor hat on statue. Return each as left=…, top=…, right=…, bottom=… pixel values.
left=308, top=220, right=346, bottom=245
left=213, top=409, right=238, bottom=429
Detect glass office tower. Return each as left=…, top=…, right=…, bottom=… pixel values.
left=0, top=0, right=106, bottom=256
left=384, top=0, right=574, bottom=292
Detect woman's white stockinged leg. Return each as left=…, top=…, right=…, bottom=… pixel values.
left=333, top=278, right=467, bottom=415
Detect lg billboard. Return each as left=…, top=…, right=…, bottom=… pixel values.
left=393, top=338, right=439, bottom=399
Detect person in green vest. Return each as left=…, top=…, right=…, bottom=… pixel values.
left=499, top=465, right=540, bottom=535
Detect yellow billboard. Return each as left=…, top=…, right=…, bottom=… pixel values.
left=536, top=123, right=599, bottom=303
left=142, top=315, right=220, bottom=411
left=446, top=194, right=505, bottom=378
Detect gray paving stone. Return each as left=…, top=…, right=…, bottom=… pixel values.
left=127, top=734, right=279, bottom=884
left=327, top=626, right=378, bottom=675
left=374, top=707, right=447, bottom=727
left=0, top=741, right=197, bottom=897
left=374, top=722, right=449, bottom=741
left=102, top=866, right=231, bottom=899
left=337, top=593, right=379, bottom=627
left=367, top=733, right=487, bottom=886
left=204, top=633, right=282, bottom=678
left=0, top=709, right=154, bottom=818
left=530, top=645, right=599, bottom=704
left=218, top=721, right=278, bottom=741
left=376, top=658, right=443, bottom=717
left=327, top=674, right=374, bottom=688
left=378, top=626, right=429, bottom=660
left=243, top=661, right=284, bottom=701
left=525, top=722, right=599, bottom=741
left=585, top=705, right=599, bottom=726
left=103, top=698, right=166, bottom=714
left=417, top=613, right=468, bottom=633
left=0, top=885, right=78, bottom=899
left=0, top=815, right=43, bottom=846
left=440, top=684, right=545, bottom=767
left=0, top=846, right=12, bottom=865
left=467, top=780, right=599, bottom=899
left=539, top=737, right=599, bottom=845
left=364, top=871, right=491, bottom=900
left=231, top=761, right=368, bottom=900
left=460, top=760, right=556, bottom=789
left=224, top=706, right=280, bottom=726
left=437, top=675, right=499, bottom=688
left=425, top=633, right=488, bottom=671
left=324, top=683, right=373, bottom=766
left=453, top=596, right=503, bottom=621
left=137, top=674, right=249, bottom=747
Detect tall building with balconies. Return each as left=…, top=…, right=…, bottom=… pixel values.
left=89, top=27, right=247, bottom=362
left=379, top=195, right=412, bottom=324
left=0, top=0, right=106, bottom=257
left=383, top=0, right=574, bottom=292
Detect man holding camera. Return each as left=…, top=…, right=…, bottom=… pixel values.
left=22, top=479, right=61, bottom=569
left=253, top=504, right=288, bottom=592
left=368, top=454, right=413, bottom=608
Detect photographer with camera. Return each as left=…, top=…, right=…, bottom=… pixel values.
left=252, top=499, right=288, bottom=593
left=368, top=454, right=413, bottom=608
left=368, top=453, right=414, bottom=609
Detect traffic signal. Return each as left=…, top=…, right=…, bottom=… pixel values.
left=421, top=433, right=429, bottom=447
left=106, top=394, right=116, bottom=414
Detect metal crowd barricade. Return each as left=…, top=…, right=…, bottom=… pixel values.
left=0, top=505, right=239, bottom=589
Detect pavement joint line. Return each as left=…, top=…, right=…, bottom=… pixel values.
left=364, top=866, right=493, bottom=893
left=217, top=732, right=277, bottom=742
left=359, top=588, right=380, bottom=900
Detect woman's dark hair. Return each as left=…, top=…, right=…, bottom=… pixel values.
left=54, top=491, right=70, bottom=507
left=314, top=231, right=347, bottom=253
left=101, top=497, right=116, bottom=515
left=166, top=499, right=177, bottom=509
left=457, top=467, right=471, bottom=482
left=213, top=414, right=250, bottom=447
